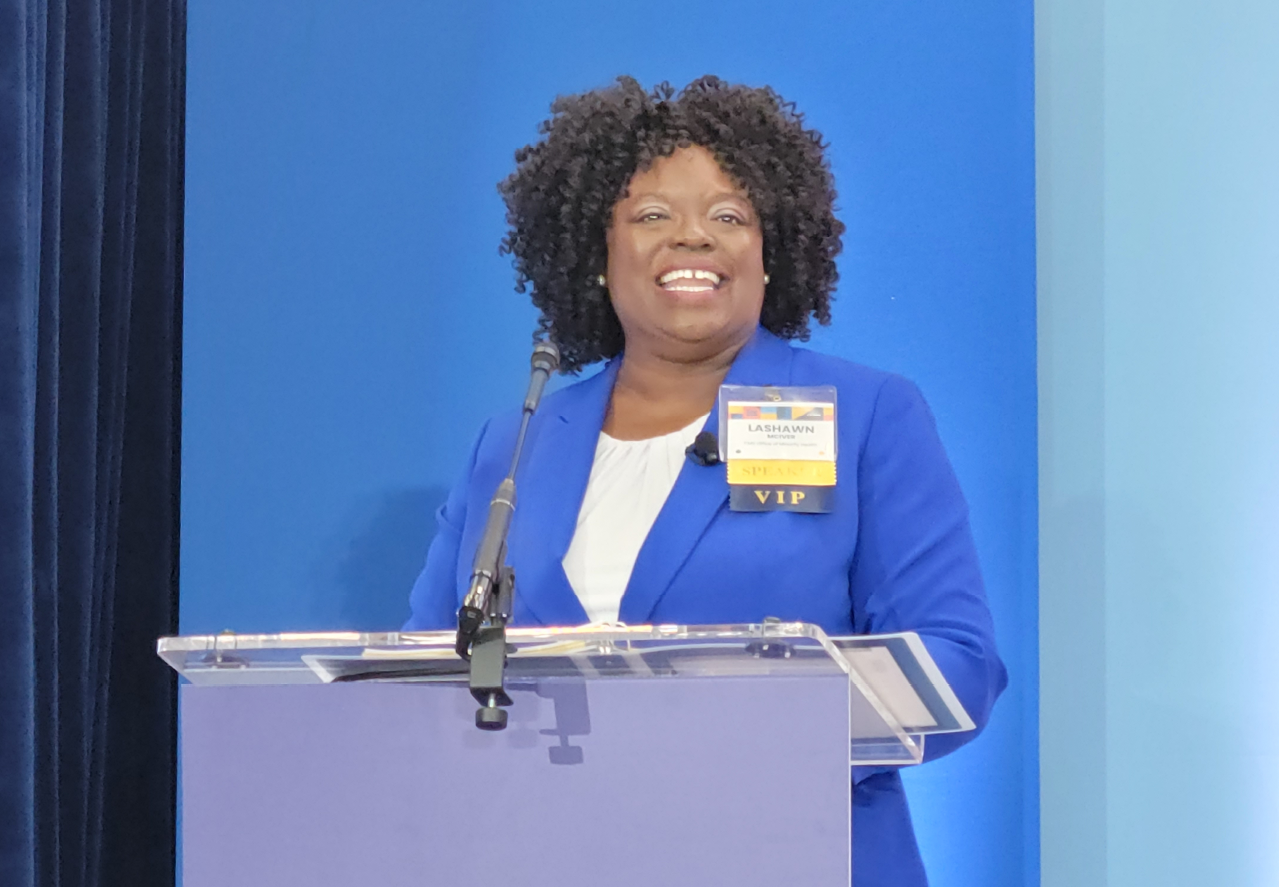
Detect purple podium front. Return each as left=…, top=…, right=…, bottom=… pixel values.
left=162, top=623, right=940, bottom=887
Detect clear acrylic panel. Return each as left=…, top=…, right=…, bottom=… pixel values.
left=158, top=622, right=939, bottom=765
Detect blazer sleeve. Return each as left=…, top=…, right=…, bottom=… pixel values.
left=849, top=375, right=1007, bottom=767
left=403, top=421, right=490, bottom=631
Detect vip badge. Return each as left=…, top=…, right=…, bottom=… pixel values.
left=719, top=385, right=837, bottom=513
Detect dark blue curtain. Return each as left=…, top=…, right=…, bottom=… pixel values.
left=0, top=1, right=184, bottom=885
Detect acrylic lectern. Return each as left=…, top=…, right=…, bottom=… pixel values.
left=159, top=622, right=972, bottom=887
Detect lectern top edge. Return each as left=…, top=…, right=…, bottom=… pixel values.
left=158, top=621, right=974, bottom=767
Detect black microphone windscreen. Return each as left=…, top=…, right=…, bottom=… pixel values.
left=686, top=431, right=720, bottom=466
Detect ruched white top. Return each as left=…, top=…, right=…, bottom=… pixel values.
left=562, top=414, right=709, bottom=623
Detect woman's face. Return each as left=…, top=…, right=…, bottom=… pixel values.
left=606, top=145, right=766, bottom=363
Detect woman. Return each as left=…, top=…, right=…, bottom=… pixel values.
left=405, top=76, right=1006, bottom=887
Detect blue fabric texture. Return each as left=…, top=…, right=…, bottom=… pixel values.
left=406, top=327, right=1007, bottom=887
left=0, top=0, right=184, bottom=884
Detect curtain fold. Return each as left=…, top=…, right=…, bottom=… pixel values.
left=0, top=1, right=185, bottom=885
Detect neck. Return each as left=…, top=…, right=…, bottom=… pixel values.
left=603, top=335, right=749, bottom=440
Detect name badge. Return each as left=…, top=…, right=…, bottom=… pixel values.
left=718, top=385, right=837, bottom=513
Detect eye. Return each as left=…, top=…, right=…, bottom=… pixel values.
left=715, top=211, right=748, bottom=225
left=637, top=210, right=668, bottom=222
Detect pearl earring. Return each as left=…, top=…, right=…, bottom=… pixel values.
left=597, top=274, right=607, bottom=287
left=764, top=274, right=771, bottom=285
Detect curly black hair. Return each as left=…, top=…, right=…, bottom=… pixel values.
left=498, top=75, right=844, bottom=373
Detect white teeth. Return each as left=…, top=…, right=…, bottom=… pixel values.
left=658, top=268, right=723, bottom=286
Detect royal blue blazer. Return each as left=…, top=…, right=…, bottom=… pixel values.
left=405, top=327, right=1007, bottom=887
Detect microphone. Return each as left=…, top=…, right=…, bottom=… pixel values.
left=525, top=340, right=559, bottom=410
left=458, top=340, right=561, bottom=656
left=686, top=430, right=720, bottom=466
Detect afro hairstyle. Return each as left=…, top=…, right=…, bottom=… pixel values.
left=498, top=75, right=844, bottom=372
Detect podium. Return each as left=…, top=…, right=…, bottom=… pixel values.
left=160, top=622, right=972, bottom=887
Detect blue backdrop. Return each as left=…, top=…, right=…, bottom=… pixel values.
left=181, top=2, right=1037, bottom=884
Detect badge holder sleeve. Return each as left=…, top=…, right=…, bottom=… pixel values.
left=716, top=384, right=839, bottom=462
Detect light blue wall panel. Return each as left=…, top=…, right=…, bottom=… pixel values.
left=1035, top=1, right=1108, bottom=883
left=1038, top=1, right=1279, bottom=885
left=183, top=2, right=1038, bottom=884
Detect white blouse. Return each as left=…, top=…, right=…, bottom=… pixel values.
left=562, top=414, right=710, bottom=623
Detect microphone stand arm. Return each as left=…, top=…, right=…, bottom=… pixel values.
left=455, top=342, right=558, bottom=731
left=457, top=470, right=521, bottom=731
left=463, top=554, right=515, bottom=730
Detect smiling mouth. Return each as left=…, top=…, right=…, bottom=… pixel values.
left=656, top=268, right=726, bottom=293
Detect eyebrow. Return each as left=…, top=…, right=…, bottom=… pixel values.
left=628, top=190, right=751, bottom=204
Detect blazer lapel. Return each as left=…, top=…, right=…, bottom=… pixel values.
left=507, top=361, right=618, bottom=627
left=618, top=328, right=797, bottom=624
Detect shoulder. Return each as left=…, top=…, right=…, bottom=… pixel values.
left=787, top=342, right=892, bottom=391
left=784, top=341, right=931, bottom=436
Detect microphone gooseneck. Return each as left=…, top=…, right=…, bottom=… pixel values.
left=460, top=341, right=561, bottom=625
left=456, top=340, right=560, bottom=731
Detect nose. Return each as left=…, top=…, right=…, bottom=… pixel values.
left=671, top=213, right=714, bottom=251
